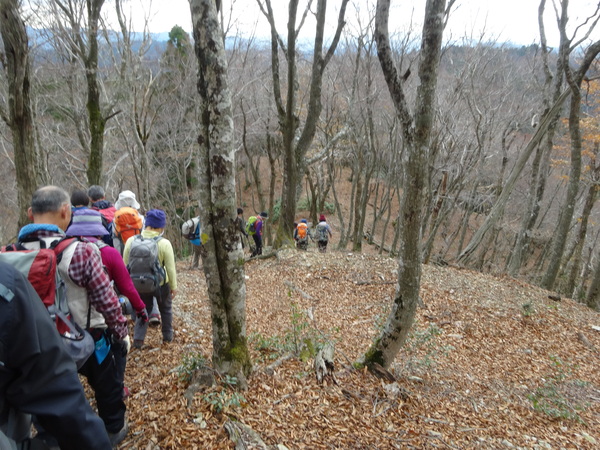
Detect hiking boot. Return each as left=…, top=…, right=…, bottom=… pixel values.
left=149, top=313, right=161, bottom=327
left=108, top=422, right=129, bottom=447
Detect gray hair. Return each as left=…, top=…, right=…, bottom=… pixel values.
left=87, top=185, right=105, bottom=201
left=31, top=186, right=70, bottom=214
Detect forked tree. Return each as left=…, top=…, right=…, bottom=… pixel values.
left=256, top=0, right=349, bottom=246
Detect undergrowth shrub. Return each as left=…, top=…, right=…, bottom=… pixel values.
left=527, top=355, right=587, bottom=422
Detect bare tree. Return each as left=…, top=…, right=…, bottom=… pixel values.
left=0, top=0, right=42, bottom=226
left=44, top=0, right=118, bottom=185
left=190, top=0, right=251, bottom=382
left=360, top=0, right=451, bottom=369
left=256, top=0, right=349, bottom=246
left=507, top=0, right=570, bottom=276
left=542, top=46, right=600, bottom=289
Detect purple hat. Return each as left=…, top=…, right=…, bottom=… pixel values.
left=145, top=209, right=166, bottom=229
left=66, top=208, right=108, bottom=237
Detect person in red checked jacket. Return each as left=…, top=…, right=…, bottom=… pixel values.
left=0, top=261, right=113, bottom=450
left=17, top=186, right=130, bottom=447
left=66, top=207, right=149, bottom=399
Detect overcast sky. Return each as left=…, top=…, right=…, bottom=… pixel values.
left=123, top=0, right=600, bottom=47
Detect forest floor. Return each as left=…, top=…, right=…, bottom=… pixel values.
left=116, top=246, right=600, bottom=449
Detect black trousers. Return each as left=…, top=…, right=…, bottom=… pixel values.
left=78, top=331, right=126, bottom=433
left=318, top=240, right=328, bottom=252
left=251, top=234, right=262, bottom=257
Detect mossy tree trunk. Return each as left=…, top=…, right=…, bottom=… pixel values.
left=84, top=0, right=106, bottom=186
left=360, top=0, right=448, bottom=369
left=0, top=0, right=41, bottom=227
left=190, top=0, right=251, bottom=382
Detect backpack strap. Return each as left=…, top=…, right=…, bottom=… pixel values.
left=51, top=237, right=78, bottom=264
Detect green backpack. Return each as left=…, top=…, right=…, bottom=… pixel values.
left=246, top=216, right=258, bottom=235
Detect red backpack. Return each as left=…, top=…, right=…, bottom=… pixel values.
left=0, top=238, right=75, bottom=310
left=92, top=205, right=116, bottom=223
left=0, top=237, right=95, bottom=369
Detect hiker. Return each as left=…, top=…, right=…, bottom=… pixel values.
left=70, top=189, right=90, bottom=209
left=113, top=189, right=144, bottom=254
left=248, top=211, right=268, bottom=257
left=15, top=186, right=130, bottom=447
left=66, top=208, right=149, bottom=399
left=294, top=218, right=312, bottom=251
left=113, top=190, right=161, bottom=324
left=315, top=214, right=333, bottom=253
left=0, top=261, right=113, bottom=450
left=123, top=209, right=178, bottom=349
left=235, top=207, right=248, bottom=249
left=88, top=185, right=116, bottom=247
left=181, top=215, right=201, bottom=269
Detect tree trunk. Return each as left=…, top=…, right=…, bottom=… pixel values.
left=541, top=37, right=600, bottom=289
left=329, top=160, right=348, bottom=249
left=190, top=0, right=251, bottom=381
left=510, top=0, right=568, bottom=278
left=258, top=0, right=348, bottom=246
left=0, top=0, right=40, bottom=226
left=561, top=177, right=598, bottom=296
left=85, top=0, right=106, bottom=186
left=457, top=87, right=572, bottom=265
left=361, top=0, right=447, bottom=369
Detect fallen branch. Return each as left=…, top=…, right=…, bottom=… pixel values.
left=246, top=251, right=277, bottom=262
left=355, top=280, right=395, bottom=286
left=283, top=280, right=314, bottom=300
left=264, top=353, right=294, bottom=376
left=364, top=232, right=394, bottom=254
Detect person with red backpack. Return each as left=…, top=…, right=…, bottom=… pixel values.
left=0, top=260, right=113, bottom=449
left=88, top=185, right=117, bottom=247
left=14, top=186, right=130, bottom=447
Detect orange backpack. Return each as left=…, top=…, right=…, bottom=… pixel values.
left=113, top=207, right=143, bottom=244
left=296, top=223, right=308, bottom=241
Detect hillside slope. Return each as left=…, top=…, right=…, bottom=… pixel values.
left=120, top=248, right=600, bottom=449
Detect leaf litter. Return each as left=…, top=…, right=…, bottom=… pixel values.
left=108, top=248, right=600, bottom=449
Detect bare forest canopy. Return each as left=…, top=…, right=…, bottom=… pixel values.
left=1, top=5, right=600, bottom=308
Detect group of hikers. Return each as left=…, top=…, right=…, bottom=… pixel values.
left=0, top=184, right=335, bottom=449
left=231, top=210, right=334, bottom=256
left=0, top=185, right=177, bottom=449
left=293, top=214, right=333, bottom=253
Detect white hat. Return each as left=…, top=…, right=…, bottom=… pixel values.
left=114, top=190, right=140, bottom=210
